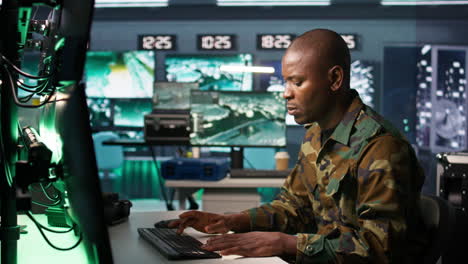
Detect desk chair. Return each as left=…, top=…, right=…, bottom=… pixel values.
left=92, top=131, right=124, bottom=192
left=419, top=194, right=457, bottom=264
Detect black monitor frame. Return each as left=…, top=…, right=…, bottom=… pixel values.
left=55, top=84, right=113, bottom=263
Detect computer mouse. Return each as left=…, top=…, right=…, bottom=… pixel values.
left=154, top=219, right=179, bottom=228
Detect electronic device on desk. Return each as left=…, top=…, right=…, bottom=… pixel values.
left=138, top=227, right=221, bottom=260
left=144, top=82, right=197, bottom=144
left=161, top=157, right=230, bottom=181
left=144, top=109, right=192, bottom=144
left=102, top=192, right=132, bottom=226
left=229, top=168, right=292, bottom=179
left=435, top=151, right=468, bottom=264
left=436, top=152, right=468, bottom=211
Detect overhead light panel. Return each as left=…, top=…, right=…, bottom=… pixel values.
left=381, top=0, right=468, bottom=5
left=95, top=0, right=168, bottom=8
left=217, top=0, right=330, bottom=6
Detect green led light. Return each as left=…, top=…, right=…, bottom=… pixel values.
left=403, top=119, right=409, bottom=124
left=39, top=104, right=64, bottom=164
left=17, top=7, right=32, bottom=47
left=55, top=37, right=66, bottom=51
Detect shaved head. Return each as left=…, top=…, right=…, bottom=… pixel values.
left=287, top=28, right=351, bottom=87
left=282, top=28, right=353, bottom=127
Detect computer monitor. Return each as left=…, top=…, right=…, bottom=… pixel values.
left=153, top=82, right=198, bottom=110
left=39, top=84, right=113, bottom=263
left=190, top=90, right=286, bottom=147
left=259, top=60, right=284, bottom=92
left=84, top=50, right=155, bottom=98
left=350, top=60, right=376, bottom=108
left=164, top=54, right=253, bottom=91
left=86, top=97, right=113, bottom=131
left=112, top=98, right=152, bottom=130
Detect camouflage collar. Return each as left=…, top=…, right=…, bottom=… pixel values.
left=329, top=90, right=363, bottom=146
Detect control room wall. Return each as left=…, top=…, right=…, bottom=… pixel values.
left=89, top=18, right=468, bottom=190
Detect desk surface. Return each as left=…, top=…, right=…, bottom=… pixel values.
left=14, top=211, right=287, bottom=264
left=165, top=178, right=284, bottom=188
left=109, top=211, right=287, bottom=264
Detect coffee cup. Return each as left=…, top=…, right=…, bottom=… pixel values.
left=275, top=151, right=290, bottom=170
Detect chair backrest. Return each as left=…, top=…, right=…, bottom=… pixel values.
left=419, top=194, right=457, bottom=264
left=92, top=131, right=124, bottom=171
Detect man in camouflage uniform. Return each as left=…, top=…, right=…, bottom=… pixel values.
left=170, top=29, right=427, bottom=263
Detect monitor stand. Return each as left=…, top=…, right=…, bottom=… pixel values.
left=230, top=147, right=243, bottom=169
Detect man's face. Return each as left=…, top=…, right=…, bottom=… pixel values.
left=282, top=48, right=332, bottom=125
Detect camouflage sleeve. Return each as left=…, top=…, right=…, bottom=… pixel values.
left=241, top=161, right=317, bottom=234
left=295, top=135, right=423, bottom=263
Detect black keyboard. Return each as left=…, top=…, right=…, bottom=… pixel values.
left=137, top=227, right=221, bottom=260
left=229, top=169, right=291, bottom=178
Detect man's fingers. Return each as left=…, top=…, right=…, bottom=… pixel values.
left=167, top=219, right=181, bottom=228
left=203, top=234, right=245, bottom=251
left=220, top=246, right=246, bottom=256
left=205, top=219, right=229, bottom=234
left=176, top=218, right=196, bottom=234
left=207, top=233, right=240, bottom=243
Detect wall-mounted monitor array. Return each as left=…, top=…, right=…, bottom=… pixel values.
left=84, top=50, right=155, bottom=98
left=164, top=54, right=253, bottom=91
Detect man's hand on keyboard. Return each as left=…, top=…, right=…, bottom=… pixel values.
left=168, top=211, right=231, bottom=235
left=200, top=231, right=297, bottom=257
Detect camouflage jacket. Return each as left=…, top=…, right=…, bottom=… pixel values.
left=243, top=91, right=427, bottom=263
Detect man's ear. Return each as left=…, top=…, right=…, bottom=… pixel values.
left=328, top=65, right=344, bottom=92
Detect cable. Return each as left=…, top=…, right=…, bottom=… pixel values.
left=32, top=196, right=62, bottom=207
left=28, top=182, right=53, bottom=193
left=0, top=53, right=51, bottom=80
left=2, top=65, right=56, bottom=108
left=26, top=211, right=74, bottom=234
left=17, top=78, right=50, bottom=94
left=0, top=115, right=14, bottom=187
left=16, top=79, right=45, bottom=89
left=19, top=93, right=35, bottom=103
left=40, top=182, right=60, bottom=201
left=243, top=156, right=255, bottom=169
left=26, top=212, right=83, bottom=251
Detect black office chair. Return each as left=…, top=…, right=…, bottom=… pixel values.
left=419, top=194, right=457, bottom=264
